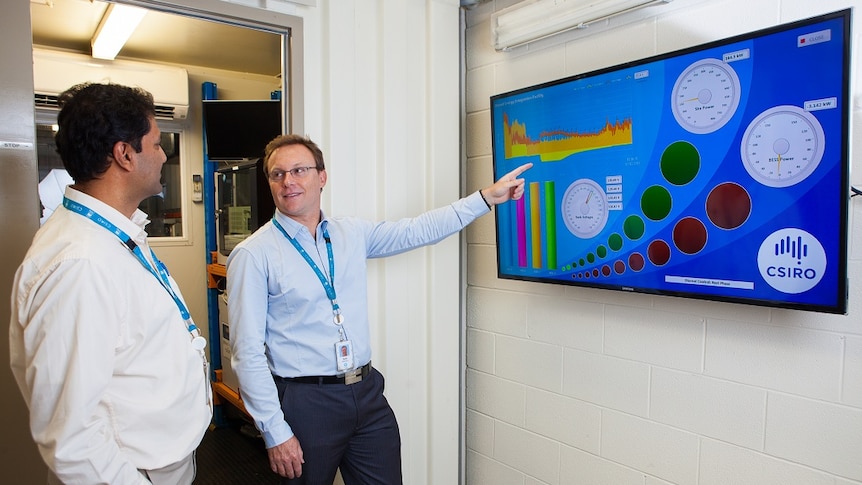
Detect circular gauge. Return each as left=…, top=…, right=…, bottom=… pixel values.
left=740, top=105, right=825, bottom=187
left=562, top=178, right=608, bottom=239
left=671, top=58, right=741, bottom=134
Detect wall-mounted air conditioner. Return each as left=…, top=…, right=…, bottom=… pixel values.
left=32, top=48, right=190, bottom=120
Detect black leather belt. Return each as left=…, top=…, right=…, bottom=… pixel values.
left=275, top=362, right=372, bottom=385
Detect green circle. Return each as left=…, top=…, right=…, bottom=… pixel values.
left=596, top=245, right=607, bottom=258
left=661, top=141, right=700, bottom=186
left=586, top=253, right=595, bottom=263
left=641, top=185, right=672, bottom=221
left=607, top=233, right=623, bottom=251
left=623, top=215, right=645, bottom=240
left=579, top=258, right=585, bottom=266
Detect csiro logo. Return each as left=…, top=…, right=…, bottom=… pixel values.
left=757, top=228, right=826, bottom=294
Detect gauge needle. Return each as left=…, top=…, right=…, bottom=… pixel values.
left=585, top=192, right=592, bottom=204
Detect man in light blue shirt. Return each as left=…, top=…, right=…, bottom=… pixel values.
left=227, top=134, right=530, bottom=484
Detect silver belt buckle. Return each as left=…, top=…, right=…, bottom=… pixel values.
left=344, top=368, right=362, bottom=385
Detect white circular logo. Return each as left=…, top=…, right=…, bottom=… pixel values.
left=757, top=228, right=826, bottom=294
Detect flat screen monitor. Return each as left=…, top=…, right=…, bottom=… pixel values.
left=203, top=99, right=282, bottom=160
left=490, top=9, right=851, bottom=314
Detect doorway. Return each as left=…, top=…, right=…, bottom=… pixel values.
left=27, top=0, right=301, bottom=368
left=4, top=0, right=305, bottom=481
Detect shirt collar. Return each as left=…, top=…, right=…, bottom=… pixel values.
left=273, top=209, right=329, bottom=239
left=64, top=186, right=151, bottom=244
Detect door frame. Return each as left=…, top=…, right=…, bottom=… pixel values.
left=118, top=0, right=304, bottom=135
left=0, top=2, right=305, bottom=480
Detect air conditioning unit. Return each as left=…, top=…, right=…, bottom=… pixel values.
left=32, top=48, right=190, bottom=120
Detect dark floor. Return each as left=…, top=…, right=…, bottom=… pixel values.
left=194, top=415, right=280, bottom=484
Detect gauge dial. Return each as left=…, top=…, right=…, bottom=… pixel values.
left=671, top=58, right=742, bottom=134
left=562, top=178, right=608, bottom=239
left=740, top=105, right=825, bottom=188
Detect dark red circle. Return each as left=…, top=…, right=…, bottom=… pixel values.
left=648, top=240, right=671, bottom=266
left=628, top=252, right=645, bottom=272
left=614, top=260, right=626, bottom=274
left=706, top=182, right=751, bottom=230
left=673, top=217, right=707, bottom=255
left=601, top=265, right=611, bottom=277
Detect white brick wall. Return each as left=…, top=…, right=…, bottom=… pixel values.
left=699, top=439, right=837, bottom=485
left=705, top=319, right=845, bottom=401
left=650, top=370, right=766, bottom=449
left=560, top=446, right=646, bottom=485
left=525, top=388, right=602, bottom=453
left=463, top=0, right=862, bottom=483
left=765, top=393, right=862, bottom=479
left=602, top=411, right=700, bottom=484
left=562, top=349, right=651, bottom=417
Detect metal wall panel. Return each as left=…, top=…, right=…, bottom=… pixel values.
left=0, top=0, right=48, bottom=481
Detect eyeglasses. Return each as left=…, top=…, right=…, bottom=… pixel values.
left=268, top=166, right=318, bottom=182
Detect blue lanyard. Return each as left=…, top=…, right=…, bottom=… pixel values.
left=271, top=217, right=344, bottom=325
left=62, top=197, right=206, bottom=350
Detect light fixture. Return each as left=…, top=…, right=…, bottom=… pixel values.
left=492, top=0, right=673, bottom=51
left=91, top=3, right=147, bottom=60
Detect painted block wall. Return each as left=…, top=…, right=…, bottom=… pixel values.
left=463, top=0, right=862, bottom=483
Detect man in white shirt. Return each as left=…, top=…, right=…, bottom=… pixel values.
left=9, top=82, right=212, bottom=484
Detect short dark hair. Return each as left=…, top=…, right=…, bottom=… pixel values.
left=263, top=134, right=326, bottom=174
left=54, top=82, right=156, bottom=182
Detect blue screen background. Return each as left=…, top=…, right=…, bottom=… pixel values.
left=491, top=13, right=848, bottom=312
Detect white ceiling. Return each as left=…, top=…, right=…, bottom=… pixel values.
left=29, top=0, right=282, bottom=77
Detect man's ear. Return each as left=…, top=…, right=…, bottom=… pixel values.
left=111, top=141, right=135, bottom=171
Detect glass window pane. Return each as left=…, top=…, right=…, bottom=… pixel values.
left=35, top=120, right=185, bottom=238
left=138, top=131, right=183, bottom=237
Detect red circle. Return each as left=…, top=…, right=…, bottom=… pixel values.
left=648, top=240, right=671, bottom=266
left=673, top=217, right=707, bottom=255
left=628, top=252, right=645, bottom=272
left=706, top=182, right=751, bottom=230
left=614, top=260, right=626, bottom=274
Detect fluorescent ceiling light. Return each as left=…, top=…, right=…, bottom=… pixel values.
left=492, top=0, right=672, bottom=51
left=91, top=3, right=147, bottom=60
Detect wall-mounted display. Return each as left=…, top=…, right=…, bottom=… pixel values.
left=203, top=99, right=282, bottom=257
left=491, top=9, right=851, bottom=314
left=202, top=99, right=282, bottom=160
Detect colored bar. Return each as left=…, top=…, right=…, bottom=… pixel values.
left=516, top=197, right=527, bottom=267
left=544, top=181, right=556, bottom=269
left=530, top=182, right=542, bottom=268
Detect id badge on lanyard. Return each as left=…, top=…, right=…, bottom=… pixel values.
left=335, top=340, right=354, bottom=372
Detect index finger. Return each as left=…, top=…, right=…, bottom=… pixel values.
left=506, top=162, right=533, bottom=179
